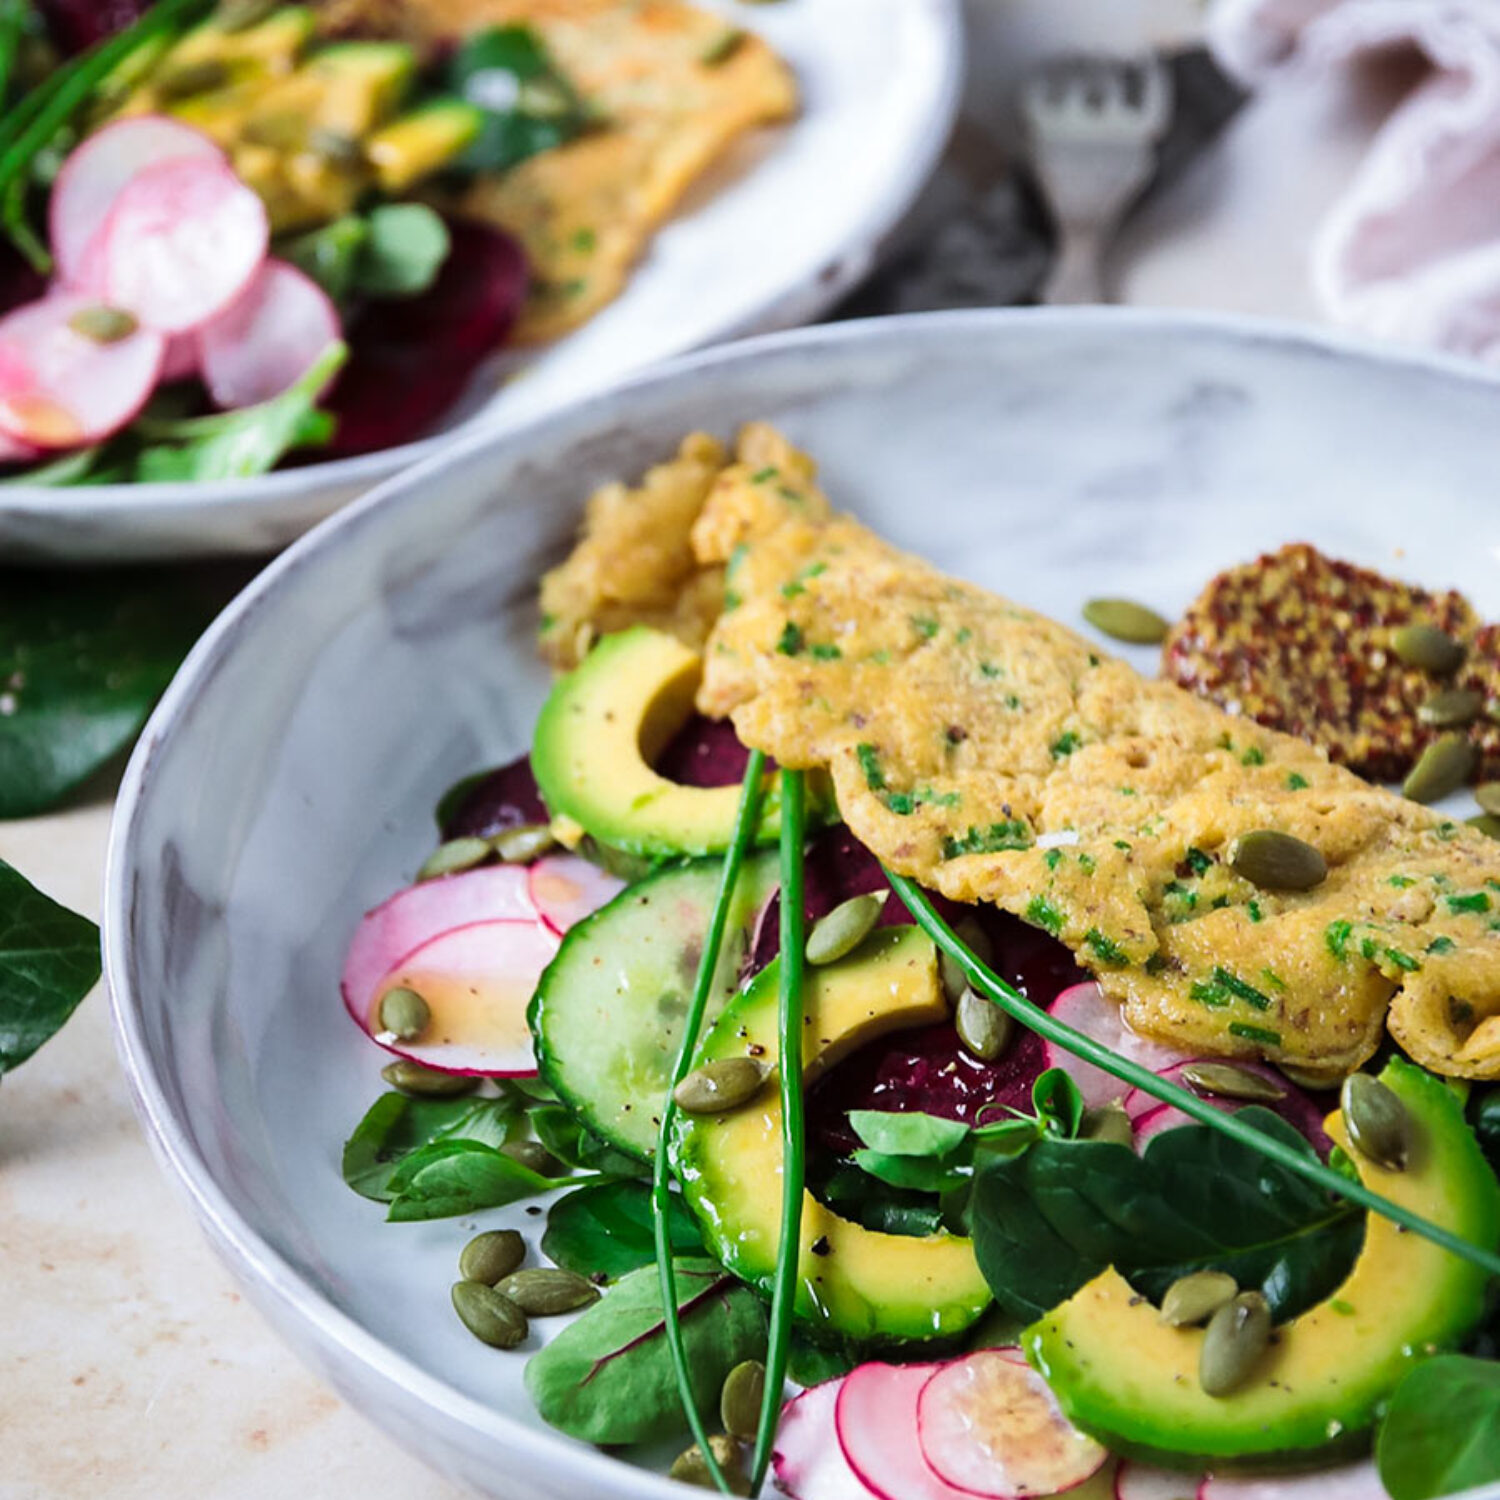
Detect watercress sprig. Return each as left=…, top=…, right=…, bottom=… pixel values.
left=652, top=750, right=768, bottom=1498
left=886, top=868, right=1500, bottom=1280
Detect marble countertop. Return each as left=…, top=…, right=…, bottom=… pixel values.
left=0, top=28, right=1381, bottom=1500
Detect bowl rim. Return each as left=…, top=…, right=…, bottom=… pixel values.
left=0, top=0, right=964, bottom=521
left=104, top=305, right=1500, bottom=1499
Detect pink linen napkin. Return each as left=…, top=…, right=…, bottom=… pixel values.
left=1208, top=0, right=1500, bottom=361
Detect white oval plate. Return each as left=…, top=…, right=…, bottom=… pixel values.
left=0, top=0, right=960, bottom=563
left=106, top=309, right=1500, bottom=1500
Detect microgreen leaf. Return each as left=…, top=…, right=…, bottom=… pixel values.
left=384, top=1137, right=573, bottom=1222
left=341, top=1092, right=520, bottom=1203
left=847, top=1108, right=970, bottom=1158
left=1378, top=1356, right=1500, bottom=1499
left=542, top=1180, right=703, bottom=1280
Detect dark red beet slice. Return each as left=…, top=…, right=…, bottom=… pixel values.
left=38, top=0, right=149, bottom=53
left=654, top=713, right=754, bottom=788
left=324, top=217, right=527, bottom=457
left=441, top=753, right=549, bottom=841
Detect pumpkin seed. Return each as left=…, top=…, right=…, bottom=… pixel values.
left=720, top=1360, right=766, bottom=1440
left=1475, top=783, right=1500, bottom=817
left=955, top=987, right=1013, bottom=1062
left=377, top=985, right=430, bottom=1042
left=670, top=1435, right=749, bottom=1495
left=940, top=918, right=992, bottom=1003
left=1341, top=1073, right=1412, bottom=1172
left=451, top=1280, right=528, bottom=1348
left=68, top=305, right=139, bottom=344
left=1083, top=597, right=1172, bottom=645
left=1199, top=1291, right=1271, bottom=1395
left=674, top=1057, right=767, bottom=1115
left=155, top=58, right=231, bottom=100
left=418, top=837, right=492, bottom=881
left=1418, top=689, right=1483, bottom=729
left=1467, top=813, right=1500, bottom=840
left=501, top=1139, right=563, bottom=1178
left=496, top=1267, right=600, bottom=1316
left=490, top=823, right=557, bottom=864
left=459, top=1229, right=525, bottom=1286
left=805, top=892, right=886, bottom=966
left=1392, top=623, right=1465, bottom=675
left=380, top=1059, right=476, bottom=1097
left=1402, top=733, right=1476, bottom=804
left=1160, top=1270, right=1238, bottom=1328
left=1180, top=1062, right=1286, bottom=1104
left=1079, top=1102, right=1133, bottom=1148
left=1227, top=830, right=1327, bottom=891
left=240, top=110, right=307, bottom=150
left=308, top=127, right=365, bottom=167
left=1278, top=1063, right=1346, bottom=1091
left=217, top=0, right=279, bottom=30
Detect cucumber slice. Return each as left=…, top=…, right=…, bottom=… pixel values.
left=528, top=850, right=779, bottom=1161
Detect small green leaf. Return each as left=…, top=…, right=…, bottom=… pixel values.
left=384, top=1138, right=569, bottom=1221
left=1378, top=1356, right=1500, bottom=1499
left=341, top=1092, right=518, bottom=1202
left=1031, top=1068, right=1085, bottom=1138
left=848, top=1109, right=970, bottom=1158
left=851, top=1148, right=969, bottom=1194
left=542, top=1180, right=703, bottom=1279
left=354, top=203, right=451, bottom=298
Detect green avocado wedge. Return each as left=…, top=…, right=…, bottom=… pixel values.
left=1025, top=1058, right=1500, bottom=1469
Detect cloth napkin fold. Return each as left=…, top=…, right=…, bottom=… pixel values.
left=1209, top=0, right=1500, bottom=362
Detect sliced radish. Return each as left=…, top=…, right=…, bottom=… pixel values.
left=1116, top=1464, right=1201, bottom=1500
left=50, top=115, right=224, bottom=289
left=773, top=1380, right=876, bottom=1500
left=100, top=155, right=268, bottom=333
left=1132, top=1103, right=1193, bottom=1147
left=916, top=1349, right=1108, bottom=1499
left=837, top=1363, right=976, bottom=1500
left=160, top=332, right=200, bottom=383
left=1124, top=1061, right=1333, bottom=1156
left=1198, top=1461, right=1386, bottom=1500
left=528, top=853, right=626, bottom=936
left=1045, top=982, right=1188, bottom=1108
left=340, top=864, right=537, bottom=1031
left=0, top=426, right=41, bottom=464
left=363, top=918, right=557, bottom=1076
left=0, top=292, right=164, bottom=447
left=198, top=258, right=342, bottom=409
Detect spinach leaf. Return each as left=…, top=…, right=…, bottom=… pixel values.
left=542, top=1180, right=704, bottom=1279
left=341, top=1091, right=519, bottom=1202
left=787, top=1331, right=862, bottom=1388
left=0, top=569, right=209, bottom=818
left=970, top=1110, right=1362, bottom=1323
left=851, top=1147, right=970, bottom=1195
left=0, top=858, right=99, bottom=1074
left=848, top=1109, right=970, bottom=1158
left=1470, top=1087, right=1500, bottom=1182
left=385, top=1137, right=572, bottom=1222
left=1378, top=1356, right=1500, bottom=1499
left=524, top=1258, right=766, bottom=1444
left=281, top=205, right=450, bottom=302
left=449, top=25, right=590, bottom=174
left=531, top=1102, right=648, bottom=1180
left=280, top=215, right=370, bottom=302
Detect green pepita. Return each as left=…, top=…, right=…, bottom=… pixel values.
left=490, top=823, right=557, bottom=864
left=501, top=1139, right=563, bottom=1178
left=459, top=1229, right=525, bottom=1286
left=1475, top=783, right=1500, bottom=817
left=1180, top=1062, right=1286, bottom=1103
left=674, top=1057, right=767, bottom=1115
left=1341, top=1072, right=1413, bottom=1172
left=1160, top=1270, right=1238, bottom=1328
left=1227, top=830, right=1327, bottom=891
left=451, top=1280, right=528, bottom=1348
left=720, top=1359, right=766, bottom=1440
left=418, top=837, right=493, bottom=881
left=806, top=892, right=886, bottom=966
left=1418, top=689, right=1483, bottom=729
left=67, top=305, right=138, bottom=343
left=955, top=987, right=1013, bottom=1062
left=1467, top=813, right=1500, bottom=840
left=1198, top=1291, right=1271, bottom=1396
left=496, top=1267, right=600, bottom=1316
left=155, top=57, right=232, bottom=100
left=1402, top=733, right=1476, bottom=804
left=217, top=0, right=280, bottom=30
left=241, top=110, right=308, bottom=150
left=1079, top=1102, right=1133, bottom=1148
left=940, top=918, right=992, bottom=1003
left=308, top=127, right=365, bottom=167
left=380, top=1059, right=476, bottom=1097
left=700, top=27, right=746, bottom=65
left=1082, top=597, right=1172, bottom=645
left=1278, top=1063, right=1346, bottom=1091
left=670, top=1436, right=750, bottom=1495
left=1392, top=623, right=1466, bottom=675
left=377, top=985, right=430, bottom=1041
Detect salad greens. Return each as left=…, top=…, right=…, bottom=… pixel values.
left=1377, top=1356, right=1500, bottom=1499
left=542, top=1181, right=704, bottom=1280
left=283, top=205, right=451, bottom=303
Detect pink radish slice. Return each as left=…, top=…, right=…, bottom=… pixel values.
left=0, top=426, right=41, bottom=463
left=773, top=1380, right=877, bottom=1500
left=1198, top=1462, right=1385, bottom=1500
left=1116, top=1462, right=1202, bottom=1500
left=100, top=155, right=268, bottom=333
left=1124, top=1061, right=1333, bottom=1156
left=198, top=258, right=342, bottom=409
left=363, top=918, right=557, bottom=1076
left=917, top=1350, right=1108, bottom=1499
left=837, top=1363, right=976, bottom=1500
left=50, top=115, right=224, bottom=289
left=0, top=292, right=164, bottom=447
left=340, top=864, right=537, bottom=1033
left=1045, top=982, right=1189, bottom=1108
left=528, top=853, right=626, bottom=936
left=160, top=332, right=200, bottom=382
left=1132, top=1103, right=1193, bottom=1146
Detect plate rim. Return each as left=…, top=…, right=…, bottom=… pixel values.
left=104, top=304, right=1500, bottom=1500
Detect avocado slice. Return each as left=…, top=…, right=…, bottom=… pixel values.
left=169, top=6, right=316, bottom=73
left=532, top=626, right=822, bottom=861
left=673, top=925, right=994, bottom=1344
left=1026, top=1057, right=1500, bottom=1468
left=366, top=97, right=486, bottom=194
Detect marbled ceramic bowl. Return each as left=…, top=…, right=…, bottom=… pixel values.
left=106, top=310, right=1500, bottom=1500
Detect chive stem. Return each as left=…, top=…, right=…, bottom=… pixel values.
left=652, top=750, right=768, bottom=1499
left=750, top=769, right=808, bottom=1493
left=885, top=869, right=1500, bottom=1281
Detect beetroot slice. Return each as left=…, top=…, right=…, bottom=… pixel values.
left=323, top=217, right=526, bottom=456
left=38, top=0, right=149, bottom=53
left=772, top=1380, right=876, bottom=1500
left=654, top=712, right=756, bottom=788
left=441, top=753, right=549, bottom=841
left=836, top=1362, right=975, bottom=1500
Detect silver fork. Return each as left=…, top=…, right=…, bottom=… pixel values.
left=1019, top=55, right=1173, bottom=305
